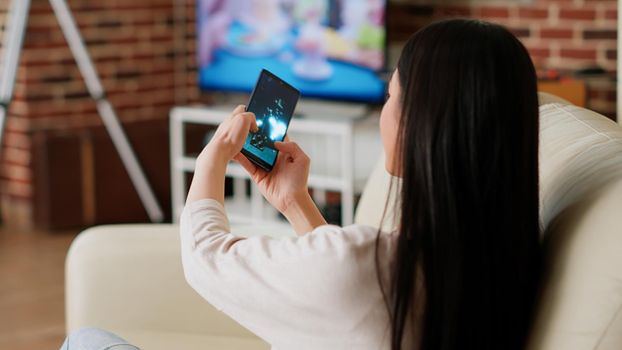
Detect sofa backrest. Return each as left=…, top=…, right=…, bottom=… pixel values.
left=353, top=152, right=399, bottom=232
left=530, top=101, right=622, bottom=350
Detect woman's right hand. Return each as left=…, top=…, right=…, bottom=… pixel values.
left=234, top=140, right=327, bottom=234
left=234, top=141, right=310, bottom=214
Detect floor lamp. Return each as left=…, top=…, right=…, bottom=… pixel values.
left=0, top=0, right=164, bottom=222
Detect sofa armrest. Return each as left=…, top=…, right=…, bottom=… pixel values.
left=65, top=223, right=294, bottom=340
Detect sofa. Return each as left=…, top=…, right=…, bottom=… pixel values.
left=65, top=93, right=622, bottom=349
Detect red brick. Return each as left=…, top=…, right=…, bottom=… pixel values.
left=3, top=148, right=32, bottom=166
left=540, top=28, right=574, bottom=39
left=1, top=164, right=32, bottom=182
left=435, top=6, right=473, bottom=17
left=478, top=7, right=511, bottom=19
left=518, top=8, right=549, bottom=19
left=7, top=102, right=29, bottom=118
left=560, top=48, right=598, bottom=60
left=3, top=132, right=31, bottom=149
left=2, top=181, right=33, bottom=199
left=605, top=9, right=617, bottom=19
left=5, top=118, right=30, bottom=133
left=526, top=47, right=551, bottom=59
left=606, top=49, right=617, bottom=60
left=559, top=9, right=597, bottom=20
left=583, top=30, right=617, bottom=40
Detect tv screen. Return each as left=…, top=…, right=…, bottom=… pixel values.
left=197, top=0, right=387, bottom=104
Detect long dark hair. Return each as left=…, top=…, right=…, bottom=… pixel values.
left=377, top=19, right=541, bottom=349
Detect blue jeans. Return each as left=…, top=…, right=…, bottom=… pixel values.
left=60, top=328, right=140, bottom=350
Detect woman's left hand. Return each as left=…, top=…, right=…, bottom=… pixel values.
left=201, top=104, right=257, bottom=162
left=187, top=105, right=256, bottom=204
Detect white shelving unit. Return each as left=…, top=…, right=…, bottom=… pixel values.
left=170, top=105, right=382, bottom=225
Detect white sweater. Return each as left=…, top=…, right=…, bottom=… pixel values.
left=180, top=198, right=402, bottom=349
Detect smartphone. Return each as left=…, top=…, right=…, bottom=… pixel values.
left=241, top=69, right=300, bottom=171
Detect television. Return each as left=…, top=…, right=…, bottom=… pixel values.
left=197, top=0, right=387, bottom=104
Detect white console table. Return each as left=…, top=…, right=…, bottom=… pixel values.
left=169, top=105, right=382, bottom=225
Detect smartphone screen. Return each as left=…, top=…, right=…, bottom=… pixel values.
left=241, top=69, right=300, bottom=171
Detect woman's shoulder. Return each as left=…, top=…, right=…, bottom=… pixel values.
left=311, top=223, right=391, bottom=239
left=299, top=223, right=395, bottom=251
left=276, top=223, right=397, bottom=270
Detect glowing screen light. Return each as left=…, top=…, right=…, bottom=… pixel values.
left=267, top=116, right=287, bottom=141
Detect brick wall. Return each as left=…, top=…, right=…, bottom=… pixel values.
left=389, top=0, right=618, bottom=118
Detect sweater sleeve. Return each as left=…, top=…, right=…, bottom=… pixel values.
left=179, top=198, right=389, bottom=349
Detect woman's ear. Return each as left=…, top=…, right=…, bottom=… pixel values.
left=380, top=70, right=402, bottom=177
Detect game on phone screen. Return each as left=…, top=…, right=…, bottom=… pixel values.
left=242, top=70, right=299, bottom=170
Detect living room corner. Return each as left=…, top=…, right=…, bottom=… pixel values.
left=1, top=0, right=621, bottom=349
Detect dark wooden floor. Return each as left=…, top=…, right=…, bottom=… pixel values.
left=0, top=227, right=78, bottom=350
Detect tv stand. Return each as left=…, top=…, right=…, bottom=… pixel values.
left=295, top=100, right=372, bottom=120
left=211, top=93, right=377, bottom=121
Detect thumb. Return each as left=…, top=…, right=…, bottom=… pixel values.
left=274, top=141, right=302, bottom=155
left=274, top=142, right=309, bottom=165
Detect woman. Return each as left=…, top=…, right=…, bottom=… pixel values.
left=61, top=18, right=541, bottom=350
left=181, top=19, right=541, bottom=350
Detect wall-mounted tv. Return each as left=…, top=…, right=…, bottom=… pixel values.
left=197, top=0, right=387, bottom=104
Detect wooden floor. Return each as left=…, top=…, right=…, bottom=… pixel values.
left=0, top=227, right=78, bottom=350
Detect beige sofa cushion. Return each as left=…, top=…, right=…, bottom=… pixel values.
left=353, top=152, right=399, bottom=232
left=538, top=103, right=622, bottom=228
left=66, top=224, right=275, bottom=350
left=530, top=180, right=622, bottom=350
